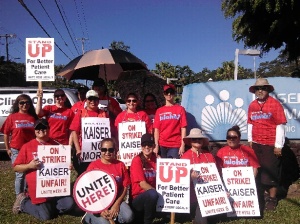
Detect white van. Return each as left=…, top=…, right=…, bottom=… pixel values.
left=0, top=87, right=78, bottom=152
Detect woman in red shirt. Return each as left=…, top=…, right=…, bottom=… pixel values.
left=81, top=138, right=133, bottom=224
left=115, top=93, right=152, bottom=134
left=216, top=125, right=260, bottom=176
left=181, top=128, right=215, bottom=224
left=1, top=94, right=38, bottom=196
left=70, top=90, right=107, bottom=176
left=130, top=133, right=159, bottom=224
left=36, top=88, right=74, bottom=145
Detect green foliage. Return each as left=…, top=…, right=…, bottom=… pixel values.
left=221, top=0, right=300, bottom=63
left=109, top=41, right=131, bottom=52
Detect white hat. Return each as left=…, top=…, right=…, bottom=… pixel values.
left=183, top=128, right=209, bottom=146
left=86, top=90, right=99, bottom=98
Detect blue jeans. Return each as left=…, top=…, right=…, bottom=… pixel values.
left=83, top=201, right=134, bottom=224
left=11, top=148, right=25, bottom=195
left=21, top=196, right=74, bottom=221
left=159, top=146, right=180, bottom=159
left=132, top=189, right=159, bottom=224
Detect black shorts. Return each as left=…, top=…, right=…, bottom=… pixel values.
left=252, top=143, right=282, bottom=186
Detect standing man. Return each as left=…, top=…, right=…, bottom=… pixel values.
left=248, top=78, right=287, bottom=211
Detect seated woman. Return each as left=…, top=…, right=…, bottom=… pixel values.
left=81, top=138, right=134, bottom=224
left=130, top=133, right=159, bottom=224
left=12, top=119, right=74, bottom=220
left=181, top=128, right=216, bottom=224
left=216, top=125, right=260, bottom=176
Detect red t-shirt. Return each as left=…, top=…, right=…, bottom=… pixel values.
left=115, top=110, right=152, bottom=134
left=0, top=112, right=35, bottom=150
left=248, top=96, right=287, bottom=146
left=87, top=159, right=130, bottom=198
left=13, top=138, right=58, bottom=204
left=130, top=154, right=156, bottom=199
left=71, top=101, right=85, bottom=114
left=69, top=108, right=107, bottom=146
left=181, top=149, right=216, bottom=204
left=216, top=145, right=260, bottom=169
left=43, top=105, right=74, bottom=145
left=153, top=105, right=187, bottom=147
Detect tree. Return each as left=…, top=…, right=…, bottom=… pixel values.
left=222, top=0, right=300, bottom=64
left=109, top=41, right=130, bottom=52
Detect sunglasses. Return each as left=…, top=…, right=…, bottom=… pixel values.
left=87, top=97, right=99, bottom=101
left=100, top=148, right=115, bottom=153
left=19, top=101, right=30, bottom=105
left=141, top=142, right=155, bottom=147
left=145, top=99, right=155, bottom=103
left=164, top=89, right=175, bottom=95
left=191, top=138, right=203, bottom=141
left=254, top=86, right=268, bottom=91
left=54, top=94, right=65, bottom=98
left=226, top=135, right=239, bottom=140
left=126, top=99, right=137, bottom=103
left=35, top=128, right=47, bottom=132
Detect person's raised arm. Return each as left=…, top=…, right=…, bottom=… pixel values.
left=36, top=89, right=45, bottom=117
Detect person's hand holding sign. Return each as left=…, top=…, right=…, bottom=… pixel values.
left=28, top=158, right=42, bottom=170
left=109, top=202, right=120, bottom=220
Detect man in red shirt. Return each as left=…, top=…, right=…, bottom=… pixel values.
left=248, top=78, right=287, bottom=211
left=12, top=119, right=74, bottom=220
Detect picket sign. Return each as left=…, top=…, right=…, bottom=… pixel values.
left=81, top=117, right=111, bottom=162
left=36, top=145, right=71, bottom=197
left=222, top=167, right=260, bottom=217
left=73, top=170, right=117, bottom=214
left=156, top=158, right=190, bottom=214
left=193, top=163, right=232, bottom=217
left=118, top=121, right=146, bottom=166
left=26, top=37, right=55, bottom=81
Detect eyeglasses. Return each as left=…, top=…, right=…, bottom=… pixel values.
left=226, top=135, right=239, bottom=140
left=141, top=142, right=155, bottom=147
left=254, top=86, right=268, bottom=91
left=100, top=148, right=115, bottom=153
left=54, top=94, right=65, bottom=98
left=145, top=99, right=155, bottom=103
left=87, top=97, right=99, bottom=101
left=164, top=89, right=175, bottom=95
left=126, top=99, right=137, bottom=103
left=19, top=101, right=30, bottom=105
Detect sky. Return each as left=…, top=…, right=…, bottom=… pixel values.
left=0, top=0, right=280, bottom=74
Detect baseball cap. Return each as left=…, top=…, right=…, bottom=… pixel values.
left=86, top=90, right=99, bottom=98
left=163, top=84, right=176, bottom=92
left=141, top=133, right=154, bottom=145
left=34, top=119, right=49, bottom=129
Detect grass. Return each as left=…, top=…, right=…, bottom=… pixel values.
left=1, top=154, right=300, bottom=224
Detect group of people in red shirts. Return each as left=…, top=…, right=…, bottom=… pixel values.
left=1, top=77, right=286, bottom=224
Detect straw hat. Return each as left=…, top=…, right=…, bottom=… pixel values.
left=183, top=128, right=209, bottom=146
left=249, top=78, right=274, bottom=93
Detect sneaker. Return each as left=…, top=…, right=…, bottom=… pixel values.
left=12, top=192, right=27, bottom=214
left=264, top=196, right=278, bottom=211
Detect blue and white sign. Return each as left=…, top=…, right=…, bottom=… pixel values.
left=181, top=77, right=300, bottom=141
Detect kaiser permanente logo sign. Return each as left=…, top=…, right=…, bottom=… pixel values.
left=181, top=77, right=300, bottom=141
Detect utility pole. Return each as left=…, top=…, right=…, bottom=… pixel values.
left=0, top=34, right=16, bottom=61
left=76, top=37, right=88, bottom=54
